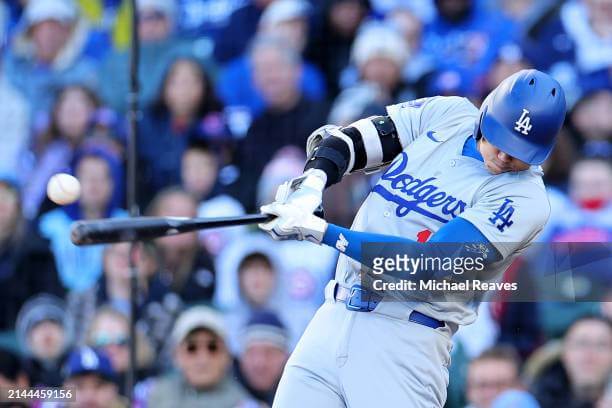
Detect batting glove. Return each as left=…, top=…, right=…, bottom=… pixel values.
left=259, top=202, right=328, bottom=244
left=274, top=169, right=327, bottom=214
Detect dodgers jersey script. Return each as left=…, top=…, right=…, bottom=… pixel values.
left=335, top=96, right=550, bottom=326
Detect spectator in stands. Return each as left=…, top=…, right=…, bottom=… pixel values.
left=213, top=0, right=275, bottom=64
left=306, top=0, right=370, bottom=97
left=385, top=5, right=435, bottom=94
left=147, top=188, right=216, bottom=303
left=22, top=84, right=114, bottom=219
left=531, top=316, right=612, bottom=408
left=0, top=35, right=30, bottom=180
left=0, top=177, right=63, bottom=332
left=534, top=158, right=611, bottom=338
left=0, top=347, right=29, bottom=389
left=235, top=311, right=289, bottom=405
left=328, top=23, right=411, bottom=125
left=3, top=0, right=100, bottom=119
left=182, top=140, right=224, bottom=204
left=138, top=57, right=225, bottom=206
left=569, top=88, right=612, bottom=158
left=217, top=0, right=325, bottom=120
left=16, top=294, right=70, bottom=387
left=542, top=157, right=612, bottom=245
left=422, top=0, right=514, bottom=97
left=100, top=0, right=208, bottom=112
left=215, top=234, right=281, bottom=351
left=86, top=306, right=155, bottom=395
left=39, top=147, right=126, bottom=292
left=521, top=0, right=612, bottom=103
left=234, top=36, right=329, bottom=210
left=216, top=224, right=333, bottom=352
left=181, top=140, right=246, bottom=257
left=63, top=347, right=126, bottom=406
left=481, top=44, right=531, bottom=102
left=97, top=242, right=171, bottom=316
left=465, top=346, right=524, bottom=408
left=147, top=306, right=252, bottom=407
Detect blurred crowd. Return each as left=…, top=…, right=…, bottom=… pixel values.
left=0, top=0, right=610, bottom=407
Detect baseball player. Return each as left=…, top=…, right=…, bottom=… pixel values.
left=259, top=69, right=566, bottom=407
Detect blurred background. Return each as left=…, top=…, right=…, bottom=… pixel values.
left=0, top=0, right=610, bottom=407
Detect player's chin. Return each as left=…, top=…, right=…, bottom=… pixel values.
left=484, top=161, right=503, bottom=175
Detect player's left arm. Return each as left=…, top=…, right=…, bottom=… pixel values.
left=320, top=217, right=503, bottom=279
left=319, top=180, right=548, bottom=266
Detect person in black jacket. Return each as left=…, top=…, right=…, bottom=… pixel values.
left=531, top=315, right=612, bottom=408
left=0, top=177, right=64, bottom=332
left=235, top=311, right=289, bottom=405
left=234, top=36, right=329, bottom=210
left=146, top=187, right=217, bottom=304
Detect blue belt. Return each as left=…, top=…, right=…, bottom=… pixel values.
left=333, top=283, right=445, bottom=330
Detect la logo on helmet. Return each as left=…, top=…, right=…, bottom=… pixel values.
left=514, top=109, right=533, bottom=135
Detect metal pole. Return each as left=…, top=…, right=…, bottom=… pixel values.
left=126, top=0, right=140, bottom=403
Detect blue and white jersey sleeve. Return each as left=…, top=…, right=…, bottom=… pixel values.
left=458, top=174, right=550, bottom=259
left=386, top=96, right=479, bottom=147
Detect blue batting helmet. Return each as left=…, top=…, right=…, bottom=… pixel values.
left=476, top=69, right=566, bottom=165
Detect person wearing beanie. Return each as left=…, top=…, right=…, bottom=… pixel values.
left=15, top=294, right=71, bottom=387
left=328, top=22, right=415, bottom=126
left=235, top=311, right=290, bottom=405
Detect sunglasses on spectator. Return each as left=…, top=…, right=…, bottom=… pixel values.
left=93, top=333, right=129, bottom=347
left=184, top=339, right=220, bottom=355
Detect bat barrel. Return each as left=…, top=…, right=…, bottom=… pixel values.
left=70, top=214, right=275, bottom=246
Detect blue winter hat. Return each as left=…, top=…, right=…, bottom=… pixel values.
left=243, top=311, right=289, bottom=351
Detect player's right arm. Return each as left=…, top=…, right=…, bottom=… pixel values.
left=302, top=115, right=402, bottom=188
left=260, top=97, right=476, bottom=237
left=264, top=114, right=405, bottom=222
left=303, top=96, right=475, bottom=188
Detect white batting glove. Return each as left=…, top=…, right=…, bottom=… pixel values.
left=259, top=202, right=328, bottom=244
left=274, top=169, right=327, bottom=213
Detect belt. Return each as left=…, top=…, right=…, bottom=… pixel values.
left=333, top=283, right=445, bottom=330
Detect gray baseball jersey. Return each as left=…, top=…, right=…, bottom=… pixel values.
left=334, top=96, right=550, bottom=326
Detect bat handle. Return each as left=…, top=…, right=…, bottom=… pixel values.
left=259, top=206, right=324, bottom=221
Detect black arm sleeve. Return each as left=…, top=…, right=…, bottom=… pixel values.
left=304, top=136, right=350, bottom=187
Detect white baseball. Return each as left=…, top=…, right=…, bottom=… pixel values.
left=47, top=173, right=81, bottom=205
